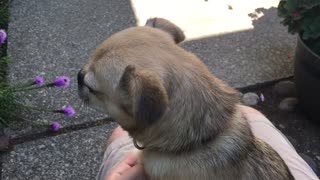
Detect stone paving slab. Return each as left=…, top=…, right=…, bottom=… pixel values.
left=132, top=0, right=280, bottom=39
left=181, top=7, right=296, bottom=88
left=6, top=0, right=135, bottom=137
left=1, top=123, right=117, bottom=180
left=131, top=0, right=296, bottom=88
left=132, top=0, right=296, bottom=88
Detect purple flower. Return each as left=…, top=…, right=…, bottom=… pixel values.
left=34, top=76, right=45, bottom=86
left=51, top=122, right=60, bottom=132
left=62, top=106, right=75, bottom=117
left=53, top=105, right=76, bottom=117
left=0, top=29, right=7, bottom=45
left=53, top=76, right=70, bottom=88
left=260, top=93, right=265, bottom=102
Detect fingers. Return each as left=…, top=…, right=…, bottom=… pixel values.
left=116, top=164, right=133, bottom=176
left=119, top=164, right=148, bottom=180
left=107, top=152, right=144, bottom=180
left=121, top=153, right=140, bottom=167
left=112, top=154, right=139, bottom=175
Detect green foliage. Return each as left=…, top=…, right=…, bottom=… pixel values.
left=278, top=0, right=320, bottom=55
left=0, top=0, right=9, bottom=30
left=0, top=56, right=9, bottom=82
left=0, top=0, right=75, bottom=130
left=1, top=56, right=10, bottom=63
left=0, top=0, right=16, bottom=127
left=0, top=88, right=19, bottom=127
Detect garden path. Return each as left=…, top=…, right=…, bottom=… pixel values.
left=1, top=0, right=298, bottom=179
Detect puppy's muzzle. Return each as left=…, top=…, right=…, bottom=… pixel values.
left=77, top=69, right=89, bottom=102
left=77, top=69, right=85, bottom=88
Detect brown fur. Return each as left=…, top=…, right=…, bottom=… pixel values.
left=78, top=18, right=294, bottom=180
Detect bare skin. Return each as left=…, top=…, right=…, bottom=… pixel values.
left=106, top=152, right=147, bottom=180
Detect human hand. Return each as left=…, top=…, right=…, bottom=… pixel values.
left=106, top=152, right=148, bottom=180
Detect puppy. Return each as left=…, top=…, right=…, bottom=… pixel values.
left=78, top=18, right=294, bottom=180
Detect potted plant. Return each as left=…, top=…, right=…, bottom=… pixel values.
left=278, top=0, right=320, bottom=122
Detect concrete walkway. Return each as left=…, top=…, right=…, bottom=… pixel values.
left=1, top=0, right=296, bottom=179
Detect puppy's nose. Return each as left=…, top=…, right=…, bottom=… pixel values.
left=77, top=69, right=85, bottom=87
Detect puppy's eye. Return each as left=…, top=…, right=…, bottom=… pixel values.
left=84, top=84, right=95, bottom=93
left=82, top=72, right=100, bottom=94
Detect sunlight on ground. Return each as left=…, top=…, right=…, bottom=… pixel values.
left=130, top=0, right=279, bottom=40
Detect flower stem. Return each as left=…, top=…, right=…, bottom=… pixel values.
left=12, top=83, right=52, bottom=92
left=10, top=81, right=34, bottom=89
left=19, top=118, right=49, bottom=127
left=0, top=81, right=34, bottom=91
left=18, top=103, right=52, bottom=112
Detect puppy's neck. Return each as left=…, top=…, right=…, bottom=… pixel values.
left=130, top=76, right=244, bottom=153
left=142, top=109, right=255, bottom=180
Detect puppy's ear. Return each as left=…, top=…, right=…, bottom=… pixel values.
left=118, top=65, right=168, bottom=129
left=146, top=18, right=185, bottom=43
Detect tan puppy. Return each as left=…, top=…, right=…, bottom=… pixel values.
left=78, top=18, right=294, bottom=180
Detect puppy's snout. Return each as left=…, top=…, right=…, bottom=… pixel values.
left=77, top=68, right=89, bottom=102
left=77, top=69, right=85, bottom=87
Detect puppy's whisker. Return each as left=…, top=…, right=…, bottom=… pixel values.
left=77, top=99, right=90, bottom=114
left=81, top=101, right=87, bottom=113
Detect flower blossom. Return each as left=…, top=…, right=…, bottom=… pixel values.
left=53, top=76, right=70, bottom=88
left=54, top=105, right=76, bottom=117
left=51, top=122, right=60, bottom=132
left=61, top=106, right=75, bottom=117
left=260, top=93, right=265, bottom=102
left=0, top=29, right=7, bottom=45
left=34, top=76, right=45, bottom=86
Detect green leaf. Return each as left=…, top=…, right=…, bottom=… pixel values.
left=300, top=0, right=320, bottom=9
left=278, top=1, right=289, bottom=17
left=284, top=0, right=297, bottom=12
left=308, top=24, right=320, bottom=39
left=0, top=56, right=11, bottom=63
left=302, top=31, right=312, bottom=39
left=278, top=8, right=288, bottom=17
left=301, top=16, right=320, bottom=40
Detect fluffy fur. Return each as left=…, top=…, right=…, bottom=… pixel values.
left=78, top=18, right=294, bottom=180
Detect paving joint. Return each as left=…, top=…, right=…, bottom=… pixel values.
left=8, top=117, right=115, bottom=146
left=237, top=76, right=293, bottom=93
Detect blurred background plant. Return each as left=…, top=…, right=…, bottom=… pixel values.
left=278, top=0, right=320, bottom=55
left=0, top=65, right=76, bottom=131
left=0, top=0, right=12, bottom=128
left=0, top=0, right=75, bottom=131
left=0, top=0, right=10, bottom=83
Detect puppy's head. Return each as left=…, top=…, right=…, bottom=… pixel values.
left=78, top=18, right=239, bottom=152
left=77, top=18, right=184, bottom=132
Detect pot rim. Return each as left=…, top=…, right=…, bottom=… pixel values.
left=298, top=34, right=320, bottom=59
